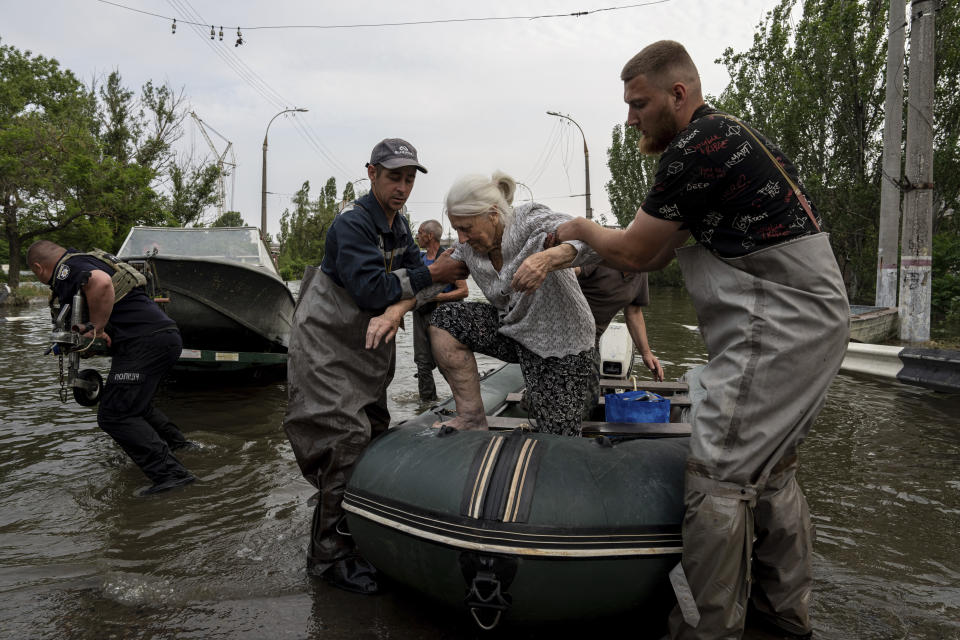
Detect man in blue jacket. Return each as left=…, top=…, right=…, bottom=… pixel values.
left=283, top=138, right=467, bottom=594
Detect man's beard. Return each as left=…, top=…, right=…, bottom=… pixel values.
left=637, top=105, right=679, bottom=156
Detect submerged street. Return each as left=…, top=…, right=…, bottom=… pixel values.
left=1, top=285, right=958, bottom=639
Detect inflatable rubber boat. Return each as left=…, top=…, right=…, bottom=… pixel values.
left=343, top=354, right=691, bottom=628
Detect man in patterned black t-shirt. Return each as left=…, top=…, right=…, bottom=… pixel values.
left=643, top=105, right=821, bottom=257
left=553, top=41, right=849, bottom=640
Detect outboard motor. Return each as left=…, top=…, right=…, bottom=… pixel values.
left=598, top=322, right=635, bottom=378
left=46, top=281, right=104, bottom=406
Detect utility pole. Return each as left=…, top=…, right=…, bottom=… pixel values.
left=876, top=0, right=906, bottom=308
left=261, top=108, right=307, bottom=245
left=546, top=111, right=593, bottom=219
left=898, top=0, right=935, bottom=342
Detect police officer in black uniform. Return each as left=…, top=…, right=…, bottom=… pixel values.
left=27, top=240, right=196, bottom=495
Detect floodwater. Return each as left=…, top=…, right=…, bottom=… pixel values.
left=1, top=283, right=958, bottom=640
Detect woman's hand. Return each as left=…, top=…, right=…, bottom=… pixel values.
left=511, top=252, right=552, bottom=293
left=512, top=242, right=579, bottom=293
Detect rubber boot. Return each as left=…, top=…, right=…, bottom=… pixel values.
left=318, top=553, right=383, bottom=595
left=136, top=473, right=196, bottom=496
left=416, top=367, right=437, bottom=402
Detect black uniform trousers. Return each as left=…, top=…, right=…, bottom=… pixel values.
left=97, top=328, right=191, bottom=484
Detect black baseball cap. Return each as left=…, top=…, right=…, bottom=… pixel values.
left=366, top=138, right=428, bottom=173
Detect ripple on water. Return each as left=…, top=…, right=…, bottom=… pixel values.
left=2, top=292, right=959, bottom=639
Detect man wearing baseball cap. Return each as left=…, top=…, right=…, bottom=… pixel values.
left=284, top=138, right=467, bottom=594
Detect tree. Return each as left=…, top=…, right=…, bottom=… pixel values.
left=712, top=0, right=960, bottom=306
left=342, top=181, right=356, bottom=205
left=605, top=124, right=687, bottom=286
left=276, top=178, right=348, bottom=280
left=932, top=0, right=960, bottom=237
left=0, top=41, right=99, bottom=288
left=163, top=162, right=221, bottom=227
left=605, top=123, right=660, bottom=229
left=94, top=71, right=218, bottom=233
left=212, top=211, right=245, bottom=227
left=0, top=42, right=220, bottom=287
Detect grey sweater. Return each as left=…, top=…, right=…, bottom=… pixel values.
left=450, top=202, right=597, bottom=359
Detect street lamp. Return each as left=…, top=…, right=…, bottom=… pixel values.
left=516, top=181, right=535, bottom=202
left=261, top=107, right=307, bottom=243
left=337, top=178, right=370, bottom=214
left=546, top=110, right=592, bottom=220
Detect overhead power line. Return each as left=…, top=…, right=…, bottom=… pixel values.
left=164, top=0, right=354, bottom=182
left=98, top=0, right=672, bottom=37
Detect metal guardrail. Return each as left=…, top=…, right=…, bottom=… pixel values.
left=841, top=343, right=960, bottom=393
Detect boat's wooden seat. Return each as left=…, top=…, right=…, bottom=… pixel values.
left=484, top=415, right=691, bottom=437
left=504, top=392, right=692, bottom=408
left=599, top=379, right=689, bottom=393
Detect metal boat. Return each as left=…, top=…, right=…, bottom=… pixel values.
left=117, top=227, right=295, bottom=356
left=849, top=305, right=899, bottom=343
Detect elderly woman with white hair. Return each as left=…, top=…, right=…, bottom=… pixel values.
left=428, top=171, right=598, bottom=436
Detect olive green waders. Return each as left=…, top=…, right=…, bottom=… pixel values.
left=284, top=269, right=394, bottom=574
left=667, top=234, right=849, bottom=639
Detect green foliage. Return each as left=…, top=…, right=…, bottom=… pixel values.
left=933, top=1, right=960, bottom=228
left=713, top=0, right=889, bottom=302
left=656, top=0, right=958, bottom=311
left=342, top=181, right=356, bottom=204
left=211, top=211, right=245, bottom=227
left=164, top=163, right=221, bottom=227
left=0, top=286, right=31, bottom=307
left=50, top=215, right=115, bottom=253
left=0, top=41, right=100, bottom=286
left=605, top=124, right=660, bottom=228
left=933, top=231, right=960, bottom=323
left=605, top=123, right=688, bottom=287
left=647, top=260, right=686, bottom=287
left=0, top=42, right=219, bottom=286
left=276, top=178, right=348, bottom=281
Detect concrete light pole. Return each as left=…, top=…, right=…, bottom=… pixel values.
left=898, top=0, right=935, bottom=343
left=876, top=0, right=906, bottom=308
left=261, top=108, right=307, bottom=244
left=546, top=111, right=592, bottom=219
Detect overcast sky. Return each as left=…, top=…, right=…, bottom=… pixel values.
left=4, top=0, right=780, bottom=239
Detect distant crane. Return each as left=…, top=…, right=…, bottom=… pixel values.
left=190, top=111, right=237, bottom=219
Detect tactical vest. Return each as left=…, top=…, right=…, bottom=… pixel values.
left=49, top=248, right=148, bottom=309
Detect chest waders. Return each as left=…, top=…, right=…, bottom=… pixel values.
left=666, top=234, right=849, bottom=640
left=284, top=268, right=396, bottom=576
left=45, top=250, right=148, bottom=407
